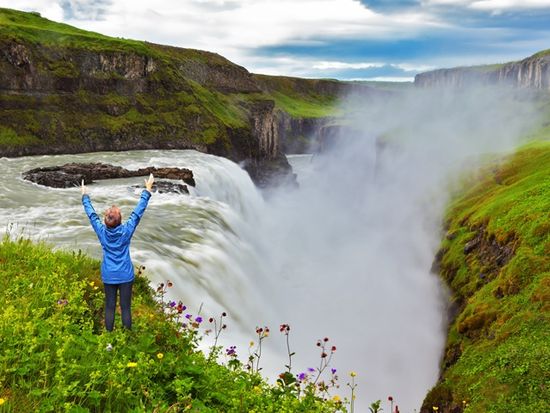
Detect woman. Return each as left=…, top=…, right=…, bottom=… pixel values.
left=81, top=174, right=154, bottom=331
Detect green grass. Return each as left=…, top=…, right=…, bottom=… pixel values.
left=424, top=141, right=550, bottom=412
left=268, top=91, right=340, bottom=118
left=0, top=237, right=343, bottom=412
left=0, top=8, right=153, bottom=55
left=253, top=74, right=342, bottom=118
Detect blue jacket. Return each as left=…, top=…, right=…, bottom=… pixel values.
left=82, top=190, right=151, bottom=284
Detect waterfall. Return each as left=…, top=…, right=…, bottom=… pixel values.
left=0, top=86, right=540, bottom=412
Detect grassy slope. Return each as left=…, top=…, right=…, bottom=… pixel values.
left=0, top=8, right=348, bottom=157
left=423, top=141, right=550, bottom=412
left=0, top=237, right=340, bottom=412
left=252, top=74, right=343, bottom=118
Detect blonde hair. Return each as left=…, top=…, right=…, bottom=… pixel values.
left=104, top=205, right=122, bottom=228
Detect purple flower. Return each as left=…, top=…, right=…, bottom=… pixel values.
left=331, top=368, right=337, bottom=375
left=169, top=301, right=177, bottom=307
left=185, top=314, right=192, bottom=320
left=195, top=316, right=203, bottom=323
left=226, top=345, right=237, bottom=356
left=297, top=372, right=307, bottom=381
left=308, top=367, right=315, bottom=373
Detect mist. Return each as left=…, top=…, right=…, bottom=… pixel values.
left=251, top=85, right=542, bottom=411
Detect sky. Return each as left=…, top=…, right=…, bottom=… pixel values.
left=3, top=0, right=550, bottom=81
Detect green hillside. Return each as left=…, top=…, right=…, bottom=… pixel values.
left=0, top=8, right=352, bottom=163
left=0, top=238, right=342, bottom=412
left=422, top=141, right=550, bottom=412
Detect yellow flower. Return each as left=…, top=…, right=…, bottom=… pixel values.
left=433, top=407, right=439, bottom=411
left=249, top=341, right=255, bottom=347
left=127, top=362, right=138, bottom=368
left=0, top=398, right=6, bottom=405
left=350, top=371, right=357, bottom=377
left=89, top=281, right=95, bottom=287
left=157, top=353, right=164, bottom=360
left=93, top=286, right=99, bottom=290
left=332, top=395, right=341, bottom=402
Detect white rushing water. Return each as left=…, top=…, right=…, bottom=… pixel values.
left=0, top=86, right=539, bottom=412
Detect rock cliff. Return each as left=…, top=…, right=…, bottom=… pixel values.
left=415, top=50, right=550, bottom=90
left=0, top=8, right=373, bottom=187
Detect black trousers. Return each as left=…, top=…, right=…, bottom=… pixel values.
left=104, top=281, right=133, bottom=331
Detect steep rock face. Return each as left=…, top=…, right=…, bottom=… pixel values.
left=415, top=51, right=550, bottom=90
left=277, top=113, right=330, bottom=153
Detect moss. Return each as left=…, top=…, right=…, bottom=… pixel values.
left=427, top=141, right=550, bottom=412
left=0, top=125, right=40, bottom=147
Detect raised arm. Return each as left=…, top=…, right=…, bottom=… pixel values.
left=125, top=174, right=154, bottom=235
left=81, top=180, right=103, bottom=235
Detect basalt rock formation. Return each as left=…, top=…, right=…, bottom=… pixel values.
left=23, top=162, right=195, bottom=192
left=415, top=50, right=550, bottom=90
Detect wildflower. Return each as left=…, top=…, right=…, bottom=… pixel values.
left=0, top=398, right=6, bottom=405
left=432, top=407, right=439, bottom=412
left=350, top=371, right=357, bottom=377
left=169, top=301, right=176, bottom=308
left=297, top=372, right=307, bottom=381
left=209, top=317, right=214, bottom=323
left=185, top=314, right=192, bottom=320
left=331, top=368, right=337, bottom=375
left=388, top=396, right=393, bottom=401
left=167, top=280, right=173, bottom=287
left=332, top=395, right=341, bottom=402
left=57, top=299, right=68, bottom=306
left=89, top=281, right=95, bottom=287
left=195, top=316, right=203, bottom=323
left=176, top=302, right=186, bottom=313
left=105, top=343, right=113, bottom=352
left=308, top=367, right=315, bottom=373
left=226, top=345, right=237, bottom=356
left=331, top=345, right=337, bottom=352
left=249, top=341, right=254, bottom=347
left=157, top=353, right=164, bottom=360
left=127, top=362, right=138, bottom=368
left=93, top=286, right=98, bottom=290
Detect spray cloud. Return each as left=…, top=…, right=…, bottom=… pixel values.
left=254, top=84, right=542, bottom=411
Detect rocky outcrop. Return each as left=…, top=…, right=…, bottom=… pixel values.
left=23, top=163, right=195, bottom=190
left=421, top=224, right=520, bottom=413
left=277, top=113, right=330, bottom=153
left=415, top=51, right=550, bottom=90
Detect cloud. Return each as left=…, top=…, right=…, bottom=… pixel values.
left=425, top=0, right=550, bottom=11
left=1, top=0, right=549, bottom=79
left=312, top=61, right=386, bottom=70
left=60, top=0, right=112, bottom=20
